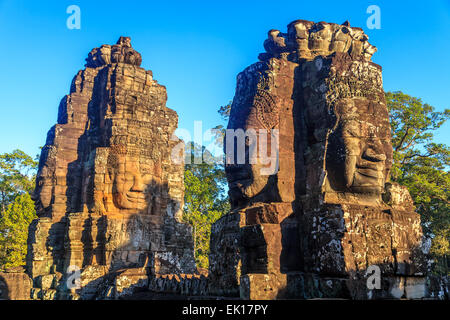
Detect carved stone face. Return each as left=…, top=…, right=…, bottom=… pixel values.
left=117, top=36, right=132, bottom=48
left=109, top=155, right=152, bottom=211
left=309, top=23, right=332, bottom=52
left=362, top=41, right=377, bottom=60
left=225, top=93, right=279, bottom=207
left=31, top=165, right=53, bottom=215
left=327, top=98, right=392, bottom=195
left=330, top=27, right=351, bottom=53
left=287, top=21, right=313, bottom=52
left=226, top=162, right=270, bottom=207
left=110, top=41, right=142, bottom=66
left=99, top=45, right=112, bottom=65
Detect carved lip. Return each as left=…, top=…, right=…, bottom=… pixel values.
left=126, top=193, right=146, bottom=202
left=355, top=168, right=381, bottom=179
left=355, top=160, right=384, bottom=179
left=353, top=172, right=383, bottom=190
left=229, top=179, right=252, bottom=190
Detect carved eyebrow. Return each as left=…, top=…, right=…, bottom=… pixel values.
left=342, top=131, right=359, bottom=138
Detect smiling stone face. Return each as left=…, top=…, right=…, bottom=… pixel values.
left=329, top=98, right=392, bottom=195
left=108, top=154, right=152, bottom=212
left=225, top=98, right=276, bottom=206
left=225, top=60, right=293, bottom=209
left=298, top=52, right=392, bottom=203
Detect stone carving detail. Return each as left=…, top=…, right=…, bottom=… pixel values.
left=26, top=37, right=195, bottom=299
left=254, top=90, right=278, bottom=129
left=86, top=36, right=142, bottom=67
left=259, top=20, right=377, bottom=63
left=210, top=20, right=427, bottom=300
left=7, top=21, right=436, bottom=301
left=300, top=54, right=393, bottom=200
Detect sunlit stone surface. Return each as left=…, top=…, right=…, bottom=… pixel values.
left=209, top=20, right=428, bottom=300
left=26, top=37, right=196, bottom=299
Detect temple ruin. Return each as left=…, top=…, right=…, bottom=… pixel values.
left=25, top=37, right=196, bottom=299
left=209, top=20, right=429, bottom=299
left=0, top=20, right=446, bottom=300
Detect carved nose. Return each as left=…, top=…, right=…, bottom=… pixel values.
left=130, top=176, right=144, bottom=192
left=363, top=148, right=386, bottom=162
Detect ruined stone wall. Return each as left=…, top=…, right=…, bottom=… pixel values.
left=26, top=37, right=195, bottom=300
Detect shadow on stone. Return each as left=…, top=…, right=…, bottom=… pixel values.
left=0, top=274, right=10, bottom=299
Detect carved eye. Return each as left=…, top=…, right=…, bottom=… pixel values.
left=343, top=126, right=358, bottom=137
left=123, top=173, right=136, bottom=183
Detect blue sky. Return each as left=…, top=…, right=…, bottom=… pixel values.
left=0, top=0, right=449, bottom=158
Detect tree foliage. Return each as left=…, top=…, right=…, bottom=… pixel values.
left=0, top=149, right=38, bottom=271
left=212, top=101, right=232, bottom=147
left=0, top=193, right=37, bottom=271
left=0, top=149, right=37, bottom=215
left=183, top=142, right=229, bottom=268
left=386, top=91, right=450, bottom=272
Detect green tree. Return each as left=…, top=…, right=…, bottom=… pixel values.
left=182, top=102, right=232, bottom=269
left=386, top=91, right=450, bottom=274
left=217, top=102, right=232, bottom=121
left=183, top=142, right=230, bottom=269
left=0, top=149, right=38, bottom=215
left=0, top=193, right=37, bottom=271
left=0, top=149, right=38, bottom=270
left=212, top=101, right=232, bottom=146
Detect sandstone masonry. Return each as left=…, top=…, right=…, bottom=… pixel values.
left=26, top=37, right=196, bottom=300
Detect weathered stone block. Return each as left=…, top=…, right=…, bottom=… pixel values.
left=0, top=270, right=32, bottom=300
left=240, top=273, right=287, bottom=300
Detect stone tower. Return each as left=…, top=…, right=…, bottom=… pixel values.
left=209, top=20, right=427, bottom=299
left=27, top=37, right=196, bottom=299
